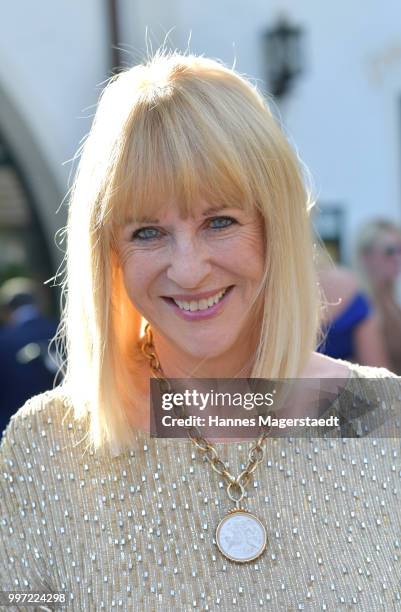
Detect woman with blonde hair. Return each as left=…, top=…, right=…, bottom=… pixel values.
left=354, top=218, right=401, bottom=374
left=1, top=51, right=400, bottom=610
left=315, top=243, right=390, bottom=367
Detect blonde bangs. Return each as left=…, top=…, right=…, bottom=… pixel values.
left=103, top=77, right=271, bottom=236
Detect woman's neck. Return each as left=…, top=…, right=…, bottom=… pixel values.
left=149, top=330, right=257, bottom=379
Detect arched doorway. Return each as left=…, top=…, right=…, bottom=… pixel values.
left=0, top=84, right=64, bottom=319
left=0, top=133, right=57, bottom=317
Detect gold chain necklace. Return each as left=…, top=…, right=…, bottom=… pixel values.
left=140, top=323, right=273, bottom=564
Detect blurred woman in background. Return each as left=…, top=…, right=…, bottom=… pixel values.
left=316, top=244, right=389, bottom=367
left=354, top=219, right=401, bottom=374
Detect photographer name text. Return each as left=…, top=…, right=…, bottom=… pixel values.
left=161, top=414, right=340, bottom=428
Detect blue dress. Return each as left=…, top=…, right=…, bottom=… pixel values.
left=317, top=292, right=372, bottom=360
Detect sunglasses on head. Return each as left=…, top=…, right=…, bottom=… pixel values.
left=383, top=244, right=401, bottom=256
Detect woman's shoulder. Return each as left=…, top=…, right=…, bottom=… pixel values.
left=0, top=385, right=89, bottom=459
left=310, top=354, right=401, bottom=428
left=15, top=384, right=69, bottom=411
left=337, top=358, right=401, bottom=380
left=311, top=351, right=400, bottom=380
left=337, top=358, right=401, bottom=406
left=2, top=387, right=70, bottom=434
left=331, top=359, right=401, bottom=437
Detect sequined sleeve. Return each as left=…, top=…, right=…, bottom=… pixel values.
left=0, top=394, right=60, bottom=611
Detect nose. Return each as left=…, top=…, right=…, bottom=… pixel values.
left=166, top=234, right=212, bottom=289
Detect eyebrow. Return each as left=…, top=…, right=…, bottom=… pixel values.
left=124, top=205, right=231, bottom=225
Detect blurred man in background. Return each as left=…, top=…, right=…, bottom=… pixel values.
left=0, top=277, right=60, bottom=437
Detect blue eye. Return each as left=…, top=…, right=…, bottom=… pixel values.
left=131, top=227, right=162, bottom=241
left=208, top=216, right=236, bottom=229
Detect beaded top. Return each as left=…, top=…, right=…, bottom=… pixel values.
left=1, top=362, right=401, bottom=611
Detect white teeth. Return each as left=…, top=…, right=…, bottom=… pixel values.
left=173, top=288, right=228, bottom=312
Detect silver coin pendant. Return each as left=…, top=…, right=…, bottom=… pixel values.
left=215, top=508, right=267, bottom=563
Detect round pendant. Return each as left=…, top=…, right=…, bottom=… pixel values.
left=215, top=508, right=267, bottom=563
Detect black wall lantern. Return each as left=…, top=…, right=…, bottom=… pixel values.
left=263, top=17, right=304, bottom=99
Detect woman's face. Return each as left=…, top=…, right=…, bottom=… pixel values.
left=116, top=200, right=265, bottom=360
left=362, top=230, right=401, bottom=285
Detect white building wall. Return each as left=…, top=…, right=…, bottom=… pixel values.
left=278, top=0, right=401, bottom=260
left=118, top=0, right=181, bottom=63
left=0, top=0, right=109, bottom=188
left=0, top=0, right=109, bottom=270
left=1, top=1, right=400, bottom=265
left=120, top=0, right=401, bottom=261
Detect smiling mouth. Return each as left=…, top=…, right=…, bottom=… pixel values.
left=163, top=286, right=233, bottom=312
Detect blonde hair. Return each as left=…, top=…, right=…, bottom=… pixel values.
left=352, top=218, right=401, bottom=297
left=355, top=218, right=401, bottom=253
left=56, top=50, right=322, bottom=455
